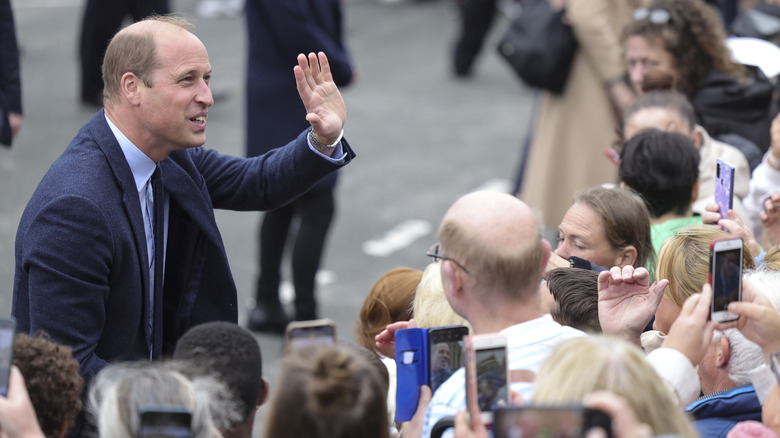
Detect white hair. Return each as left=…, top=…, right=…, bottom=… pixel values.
left=744, top=269, right=780, bottom=311
left=88, top=361, right=241, bottom=438
left=711, top=329, right=764, bottom=386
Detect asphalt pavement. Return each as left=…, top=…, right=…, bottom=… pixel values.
left=1, top=0, right=534, bottom=434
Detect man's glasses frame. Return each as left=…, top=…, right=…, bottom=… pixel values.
left=426, top=243, right=470, bottom=275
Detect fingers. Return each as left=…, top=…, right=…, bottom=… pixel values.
left=454, top=410, right=471, bottom=436
left=694, top=284, right=713, bottom=321
left=417, top=385, right=432, bottom=413
left=597, top=270, right=612, bottom=291
left=317, top=52, right=334, bottom=83
left=649, top=279, right=668, bottom=307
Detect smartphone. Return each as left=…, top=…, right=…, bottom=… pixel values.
left=138, top=406, right=192, bottom=438
left=427, top=325, right=468, bottom=394
left=709, top=237, right=743, bottom=323
left=285, top=319, right=336, bottom=352
left=494, top=406, right=612, bottom=438
left=0, top=317, right=16, bottom=397
left=715, top=159, right=735, bottom=220
left=465, top=334, right=509, bottom=424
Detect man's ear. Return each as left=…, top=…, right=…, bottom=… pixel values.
left=540, top=239, right=551, bottom=275
left=120, top=72, right=143, bottom=106
left=715, top=335, right=731, bottom=369
left=691, top=128, right=703, bottom=149
left=617, top=245, right=638, bottom=267
left=441, top=259, right=463, bottom=299
left=257, top=377, right=269, bottom=408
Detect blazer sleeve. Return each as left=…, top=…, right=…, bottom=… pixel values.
left=187, top=129, right=355, bottom=211
left=248, top=0, right=353, bottom=86
left=18, top=195, right=112, bottom=382
left=567, top=0, right=626, bottom=83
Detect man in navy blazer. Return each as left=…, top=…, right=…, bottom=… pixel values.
left=12, top=15, right=353, bottom=391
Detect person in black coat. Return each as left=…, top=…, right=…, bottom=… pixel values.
left=78, top=0, right=169, bottom=106
left=0, top=0, right=22, bottom=146
left=245, top=0, right=354, bottom=331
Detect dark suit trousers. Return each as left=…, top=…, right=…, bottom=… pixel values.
left=453, top=0, right=497, bottom=74
left=79, top=0, right=169, bottom=99
left=256, top=189, right=335, bottom=320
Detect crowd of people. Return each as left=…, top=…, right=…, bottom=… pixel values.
left=4, top=0, right=780, bottom=437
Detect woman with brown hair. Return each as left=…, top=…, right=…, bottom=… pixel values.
left=623, top=0, right=773, bottom=152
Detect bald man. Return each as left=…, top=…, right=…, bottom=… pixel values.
left=13, top=15, right=354, bottom=392
left=422, top=191, right=584, bottom=437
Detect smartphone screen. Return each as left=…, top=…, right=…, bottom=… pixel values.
left=138, top=408, right=192, bottom=438
left=475, top=346, right=508, bottom=413
left=494, top=406, right=612, bottom=438
left=715, top=159, right=735, bottom=219
left=286, top=320, right=336, bottom=352
left=427, top=326, right=468, bottom=394
left=0, top=317, right=17, bottom=397
left=710, top=238, right=743, bottom=322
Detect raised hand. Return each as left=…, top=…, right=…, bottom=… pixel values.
left=598, top=266, right=668, bottom=346
left=294, top=52, right=347, bottom=147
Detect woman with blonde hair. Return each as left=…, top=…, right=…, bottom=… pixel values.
left=653, top=225, right=755, bottom=336
left=533, top=335, right=699, bottom=438
left=413, top=262, right=470, bottom=330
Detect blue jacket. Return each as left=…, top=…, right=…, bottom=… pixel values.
left=13, top=110, right=354, bottom=384
left=686, top=385, right=762, bottom=438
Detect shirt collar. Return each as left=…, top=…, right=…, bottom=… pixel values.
left=105, top=114, right=156, bottom=193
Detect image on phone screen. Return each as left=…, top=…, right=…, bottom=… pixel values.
left=139, top=410, right=192, bottom=438
left=428, top=327, right=467, bottom=393
left=475, top=347, right=508, bottom=412
left=712, top=247, right=741, bottom=314
left=287, top=325, right=335, bottom=351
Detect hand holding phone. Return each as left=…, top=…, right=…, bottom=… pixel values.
left=0, top=317, right=16, bottom=398
left=709, top=237, right=743, bottom=323
left=715, top=159, right=735, bottom=220
left=465, top=334, right=509, bottom=425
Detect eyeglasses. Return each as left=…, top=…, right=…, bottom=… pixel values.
left=633, top=7, right=671, bottom=25
left=426, top=243, right=470, bottom=275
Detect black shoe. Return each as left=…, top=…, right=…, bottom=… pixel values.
left=247, top=304, right=289, bottom=334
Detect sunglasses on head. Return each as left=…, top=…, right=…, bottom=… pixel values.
left=633, top=7, right=672, bottom=25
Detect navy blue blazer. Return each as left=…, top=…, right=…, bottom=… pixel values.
left=246, top=0, right=353, bottom=191
left=12, top=110, right=354, bottom=383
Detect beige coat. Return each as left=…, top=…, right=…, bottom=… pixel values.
left=520, top=0, right=633, bottom=228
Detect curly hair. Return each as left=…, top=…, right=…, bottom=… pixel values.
left=13, top=333, right=84, bottom=438
left=623, top=0, right=744, bottom=96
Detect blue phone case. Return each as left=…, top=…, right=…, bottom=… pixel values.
left=395, top=327, right=429, bottom=423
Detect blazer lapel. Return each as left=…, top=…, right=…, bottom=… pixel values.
left=88, top=110, right=154, bottom=356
